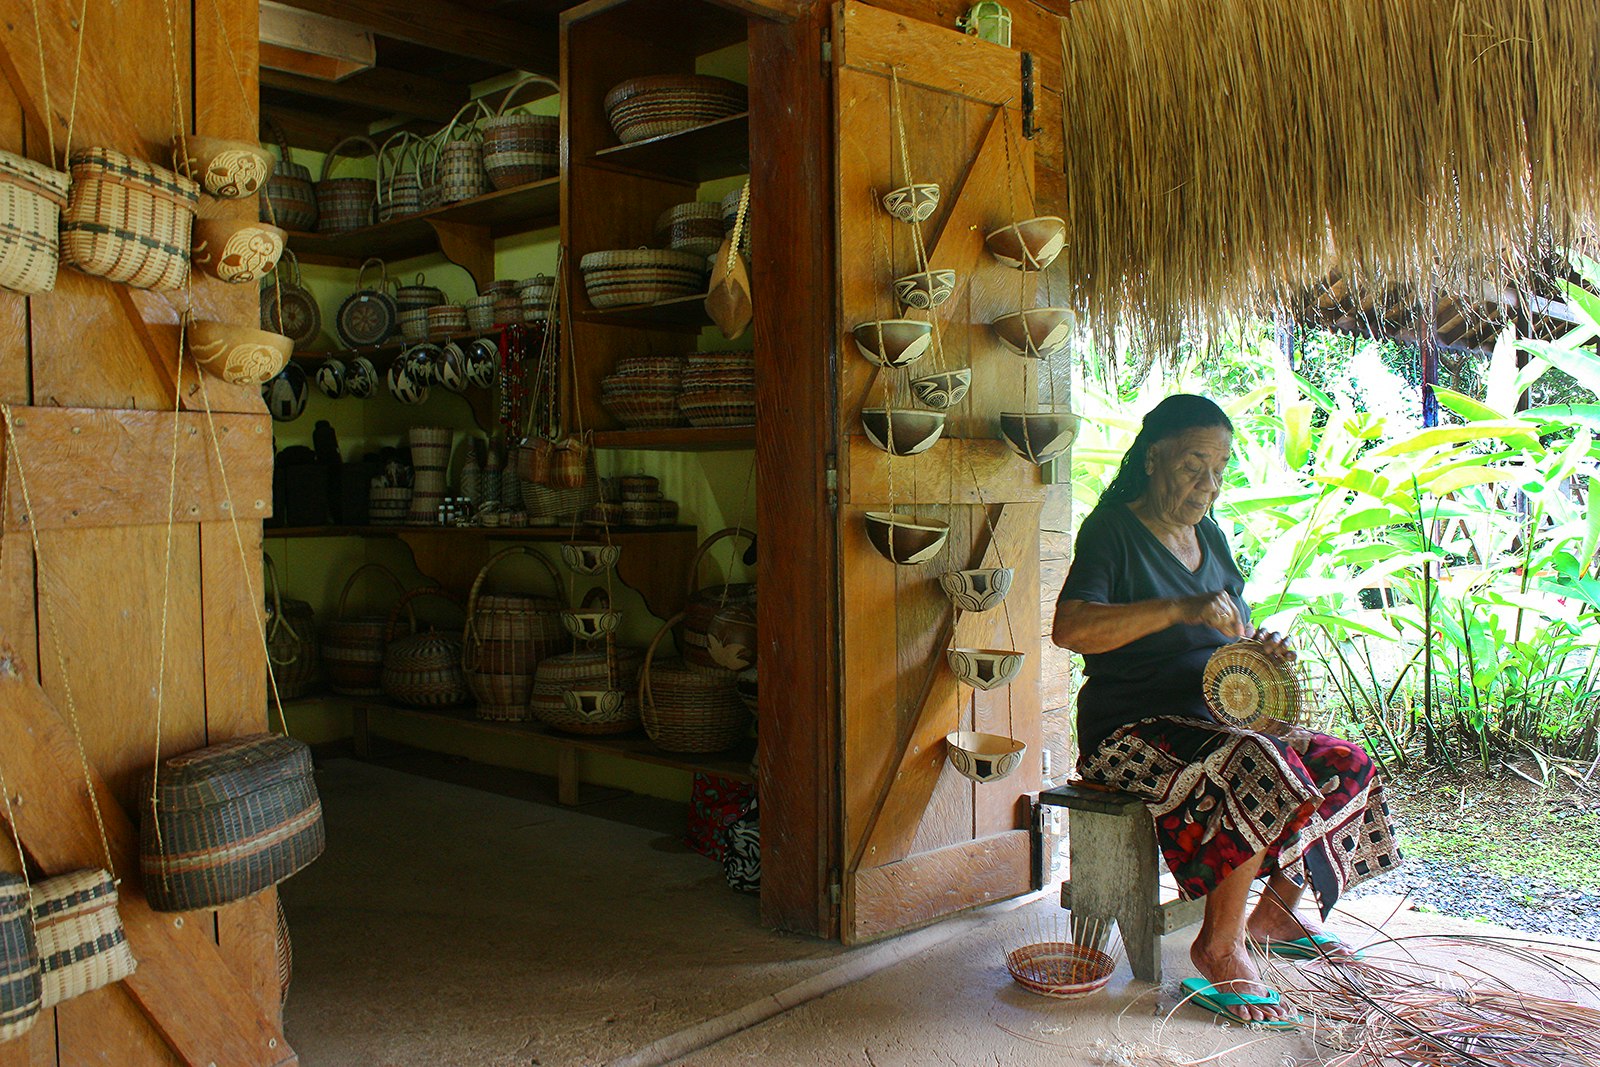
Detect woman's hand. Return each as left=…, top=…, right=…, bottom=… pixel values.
left=1173, top=591, right=1248, bottom=638
left=1252, top=627, right=1297, bottom=663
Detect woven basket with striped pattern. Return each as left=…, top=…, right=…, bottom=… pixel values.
left=61, top=148, right=198, bottom=291
left=0, top=872, right=40, bottom=1042
left=0, top=148, right=69, bottom=295
left=139, top=733, right=326, bottom=913
left=34, top=868, right=136, bottom=1008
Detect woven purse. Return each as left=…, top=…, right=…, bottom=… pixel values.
left=33, top=868, right=136, bottom=1009
left=639, top=613, right=748, bottom=753
left=139, top=732, right=326, bottom=912
left=61, top=147, right=199, bottom=291
left=381, top=588, right=470, bottom=707
left=435, top=99, right=492, bottom=206
left=463, top=547, right=566, bottom=721
left=0, top=148, right=70, bottom=295
left=482, top=75, right=560, bottom=191
left=260, top=119, right=317, bottom=231
left=376, top=130, right=423, bottom=222
left=322, top=563, right=411, bottom=697
left=260, top=248, right=322, bottom=349
left=0, top=872, right=40, bottom=1042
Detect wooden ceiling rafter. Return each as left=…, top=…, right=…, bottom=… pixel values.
left=261, top=66, right=471, bottom=124
left=266, top=0, right=559, bottom=71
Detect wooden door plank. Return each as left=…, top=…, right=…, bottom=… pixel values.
left=0, top=630, right=297, bottom=1066
left=849, top=502, right=1034, bottom=874
left=839, top=503, right=902, bottom=864
left=975, top=501, right=1041, bottom=837
left=2, top=406, right=272, bottom=532
left=837, top=1, right=1023, bottom=105
left=835, top=69, right=894, bottom=454
left=845, top=436, right=1042, bottom=506
left=851, top=830, right=1030, bottom=941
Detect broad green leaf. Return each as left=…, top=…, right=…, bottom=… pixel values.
left=1418, top=466, right=1519, bottom=495
left=1370, top=422, right=1544, bottom=457
left=1561, top=278, right=1600, bottom=338
left=1434, top=387, right=1510, bottom=424
left=1519, top=338, right=1600, bottom=396
left=1293, top=372, right=1334, bottom=412
left=1299, top=612, right=1400, bottom=641
left=1585, top=490, right=1600, bottom=579
left=1284, top=401, right=1313, bottom=470
left=1338, top=506, right=1410, bottom=534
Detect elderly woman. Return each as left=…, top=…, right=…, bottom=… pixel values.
left=1052, top=394, right=1400, bottom=1027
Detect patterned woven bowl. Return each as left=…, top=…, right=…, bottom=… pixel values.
left=1005, top=941, right=1114, bottom=999
left=945, top=730, right=1027, bottom=784
left=910, top=368, right=972, bottom=410
left=984, top=216, right=1067, bottom=270
left=946, top=647, right=1025, bottom=691
left=938, top=568, right=1014, bottom=613
left=992, top=307, right=1074, bottom=359
left=850, top=319, right=933, bottom=368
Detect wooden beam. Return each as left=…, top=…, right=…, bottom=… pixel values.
left=709, top=0, right=806, bottom=19
left=2, top=406, right=272, bottom=531
left=0, top=633, right=296, bottom=1066
left=268, top=0, right=557, bottom=73
left=261, top=66, right=469, bottom=124
left=261, top=105, right=386, bottom=152
left=838, top=0, right=1023, bottom=104
left=852, top=831, right=1031, bottom=941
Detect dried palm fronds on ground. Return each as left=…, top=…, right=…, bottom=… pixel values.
left=1057, top=1, right=1600, bottom=350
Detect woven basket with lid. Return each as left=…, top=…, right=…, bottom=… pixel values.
left=381, top=588, right=469, bottom=707
left=529, top=643, right=646, bottom=735
left=0, top=148, right=69, bottom=295
left=34, top=869, right=136, bottom=1009
left=579, top=248, right=708, bottom=309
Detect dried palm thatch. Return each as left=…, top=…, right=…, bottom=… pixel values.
left=1057, top=1, right=1600, bottom=349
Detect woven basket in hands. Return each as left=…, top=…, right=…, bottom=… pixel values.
left=483, top=75, right=560, bottom=190
left=322, top=563, right=411, bottom=696
left=0, top=872, right=40, bottom=1041
left=462, top=547, right=567, bottom=721
left=682, top=527, right=756, bottom=669
left=264, top=555, right=319, bottom=701
left=138, top=732, right=325, bottom=912
left=1201, top=638, right=1314, bottom=732
left=0, top=148, right=70, bottom=295
left=61, top=147, right=199, bottom=291
left=381, top=588, right=469, bottom=707
left=315, top=135, right=378, bottom=234
left=435, top=99, right=492, bottom=206
left=33, top=868, right=136, bottom=1009
left=260, top=118, right=318, bottom=231
left=640, top=613, right=748, bottom=753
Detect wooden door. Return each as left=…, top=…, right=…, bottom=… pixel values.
left=0, top=1, right=292, bottom=1063
left=834, top=2, right=1047, bottom=943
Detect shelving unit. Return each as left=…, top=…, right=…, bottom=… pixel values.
left=590, top=113, right=751, bottom=182
left=302, top=694, right=755, bottom=806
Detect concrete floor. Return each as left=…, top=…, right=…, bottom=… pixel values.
left=285, top=755, right=1600, bottom=1067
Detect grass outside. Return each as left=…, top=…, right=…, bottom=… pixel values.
left=1384, top=762, right=1600, bottom=890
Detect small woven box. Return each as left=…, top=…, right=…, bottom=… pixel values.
left=139, top=733, right=326, bottom=912
left=33, top=868, right=136, bottom=1008
left=0, top=148, right=70, bottom=295
left=61, top=147, right=199, bottom=291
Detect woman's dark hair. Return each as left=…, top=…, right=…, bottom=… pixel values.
left=1098, top=394, right=1233, bottom=505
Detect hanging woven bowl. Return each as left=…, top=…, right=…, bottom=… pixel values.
left=180, top=136, right=273, bottom=199
left=561, top=542, right=621, bottom=574
left=945, top=730, right=1026, bottom=784
left=992, top=308, right=1074, bottom=359
left=938, top=567, right=1014, bottom=613
left=999, top=411, right=1080, bottom=465
left=864, top=512, right=948, bottom=566
left=893, top=268, right=956, bottom=311
left=910, top=368, right=972, bottom=410
left=946, top=647, right=1025, bottom=691
left=850, top=319, right=932, bottom=367
left=984, top=215, right=1067, bottom=270
left=860, top=407, right=946, bottom=456
left=881, top=183, right=940, bottom=223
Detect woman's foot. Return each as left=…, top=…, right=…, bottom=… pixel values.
left=1246, top=898, right=1358, bottom=960
left=1188, top=939, right=1294, bottom=1023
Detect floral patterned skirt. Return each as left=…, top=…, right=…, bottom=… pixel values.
left=1080, top=716, right=1401, bottom=916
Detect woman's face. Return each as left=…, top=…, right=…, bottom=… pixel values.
left=1142, top=426, right=1233, bottom=527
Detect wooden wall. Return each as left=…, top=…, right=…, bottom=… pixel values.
left=0, top=0, right=289, bottom=1063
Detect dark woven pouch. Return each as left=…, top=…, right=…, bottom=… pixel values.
left=0, top=872, right=40, bottom=1041
left=139, top=733, right=326, bottom=912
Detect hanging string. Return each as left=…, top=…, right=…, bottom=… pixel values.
left=61, top=0, right=90, bottom=164
left=160, top=0, right=189, bottom=171
left=25, top=0, right=56, bottom=164
left=0, top=406, right=119, bottom=879
left=0, top=420, right=39, bottom=926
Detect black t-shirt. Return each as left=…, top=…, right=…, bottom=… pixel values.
left=1057, top=503, right=1250, bottom=756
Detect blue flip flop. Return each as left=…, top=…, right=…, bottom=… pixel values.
left=1249, top=932, right=1365, bottom=961
left=1180, top=977, right=1302, bottom=1028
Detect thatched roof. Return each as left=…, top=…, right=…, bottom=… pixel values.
left=1056, top=1, right=1600, bottom=346
left=1298, top=273, right=1579, bottom=356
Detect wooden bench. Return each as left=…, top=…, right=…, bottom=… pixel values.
left=1037, top=780, right=1205, bottom=983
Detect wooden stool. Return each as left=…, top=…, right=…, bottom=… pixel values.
left=1038, top=780, right=1205, bottom=983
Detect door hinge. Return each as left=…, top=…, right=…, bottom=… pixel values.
left=1021, top=51, right=1038, bottom=139
left=821, top=28, right=832, bottom=70
left=825, top=454, right=839, bottom=511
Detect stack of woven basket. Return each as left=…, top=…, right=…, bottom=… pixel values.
left=677, top=350, right=755, bottom=427
left=603, top=74, right=746, bottom=145
left=599, top=354, right=688, bottom=429
left=395, top=275, right=444, bottom=343
left=578, top=248, right=707, bottom=309
left=407, top=426, right=452, bottom=524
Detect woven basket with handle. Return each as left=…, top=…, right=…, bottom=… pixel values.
left=529, top=643, right=646, bottom=735
left=381, top=588, right=469, bottom=707
left=61, top=147, right=198, bottom=291
left=682, top=527, right=756, bottom=669
left=436, top=100, right=491, bottom=206
left=0, top=872, right=40, bottom=1041
left=265, top=555, right=319, bottom=700
left=639, top=613, right=748, bottom=753
left=0, top=148, right=69, bottom=295
left=138, top=732, right=325, bottom=913
left=376, top=130, right=424, bottom=221
left=260, top=248, right=322, bottom=348
left=322, top=563, right=411, bottom=696
left=260, top=118, right=317, bottom=231
left=315, top=136, right=378, bottom=234
left=483, top=75, right=560, bottom=190
left=462, top=547, right=566, bottom=721
left=34, top=868, right=136, bottom=1009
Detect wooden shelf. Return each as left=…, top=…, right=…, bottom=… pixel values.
left=265, top=523, right=696, bottom=539
left=576, top=292, right=711, bottom=329
left=587, top=113, right=749, bottom=184
left=591, top=427, right=754, bottom=451
left=285, top=176, right=561, bottom=265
